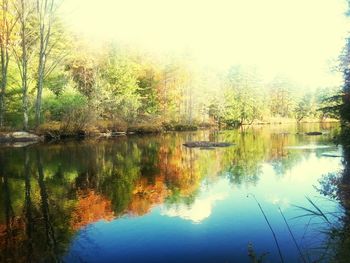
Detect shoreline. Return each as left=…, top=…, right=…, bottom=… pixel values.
left=0, top=121, right=339, bottom=147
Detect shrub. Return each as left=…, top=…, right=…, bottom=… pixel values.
left=43, top=92, right=88, bottom=122
left=93, top=119, right=128, bottom=133
left=127, top=124, right=163, bottom=134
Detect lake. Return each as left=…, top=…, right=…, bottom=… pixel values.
left=0, top=123, right=344, bottom=263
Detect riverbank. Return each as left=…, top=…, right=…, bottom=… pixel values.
left=34, top=121, right=202, bottom=139
left=247, top=117, right=339, bottom=125
left=0, top=118, right=340, bottom=146
left=0, top=121, right=204, bottom=145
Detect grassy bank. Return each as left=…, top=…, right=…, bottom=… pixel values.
left=30, top=120, right=207, bottom=140
left=0, top=117, right=340, bottom=141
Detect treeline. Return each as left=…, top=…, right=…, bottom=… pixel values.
left=0, top=0, right=341, bottom=134
left=208, top=68, right=339, bottom=127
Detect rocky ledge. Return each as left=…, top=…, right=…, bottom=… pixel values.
left=0, top=131, right=43, bottom=146
left=305, top=132, right=323, bottom=136
left=183, top=141, right=234, bottom=148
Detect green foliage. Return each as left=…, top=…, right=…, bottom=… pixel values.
left=44, top=72, right=69, bottom=97
left=98, top=49, right=141, bottom=121
left=137, top=65, right=161, bottom=116
left=316, top=87, right=342, bottom=119
left=268, top=76, right=298, bottom=118
left=42, top=90, right=87, bottom=122
left=295, top=93, right=314, bottom=121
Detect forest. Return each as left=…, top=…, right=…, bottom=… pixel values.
left=0, top=0, right=342, bottom=137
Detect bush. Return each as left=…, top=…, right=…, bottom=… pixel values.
left=36, top=122, right=61, bottom=138
left=60, top=107, right=91, bottom=134
left=93, top=119, right=128, bottom=133
left=173, top=124, right=198, bottom=131
left=43, top=92, right=88, bottom=122
left=162, top=121, right=198, bottom=131
left=127, top=123, right=163, bottom=134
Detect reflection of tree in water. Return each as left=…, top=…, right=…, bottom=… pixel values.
left=128, top=176, right=169, bottom=216
left=219, top=129, right=266, bottom=186
left=71, top=190, right=115, bottom=230
left=219, top=127, right=306, bottom=185
left=0, top=149, right=28, bottom=263
left=0, top=148, right=72, bottom=262
left=270, top=151, right=304, bottom=177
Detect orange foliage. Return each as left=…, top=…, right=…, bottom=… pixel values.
left=128, top=176, right=169, bottom=216
left=158, top=143, right=200, bottom=196
left=71, top=190, right=115, bottom=230
left=0, top=217, right=25, bottom=244
left=0, top=217, right=26, bottom=262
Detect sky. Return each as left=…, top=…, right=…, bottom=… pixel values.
left=61, top=0, right=349, bottom=88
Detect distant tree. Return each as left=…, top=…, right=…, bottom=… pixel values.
left=295, top=93, right=313, bottom=122
left=137, top=65, right=161, bottom=117
left=99, top=48, right=141, bottom=121
left=268, top=76, right=297, bottom=118
left=223, top=65, right=265, bottom=125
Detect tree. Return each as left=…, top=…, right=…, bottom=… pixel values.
left=223, top=65, right=266, bottom=125
left=315, top=86, right=342, bottom=120
left=66, top=55, right=96, bottom=98
left=13, top=0, right=36, bottom=130
left=35, top=0, right=56, bottom=126
left=0, top=0, right=17, bottom=127
left=295, top=93, right=313, bottom=122
left=99, top=48, right=141, bottom=121
left=136, top=63, right=161, bottom=117
left=268, top=75, right=297, bottom=118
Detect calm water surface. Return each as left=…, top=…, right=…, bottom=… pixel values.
left=0, top=124, right=344, bottom=262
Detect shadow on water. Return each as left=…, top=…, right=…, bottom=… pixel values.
left=248, top=125, right=350, bottom=263
left=0, top=123, right=346, bottom=262
left=309, top=131, right=350, bottom=263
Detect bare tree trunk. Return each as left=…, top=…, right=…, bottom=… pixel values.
left=35, top=46, right=45, bottom=126
left=0, top=46, right=7, bottom=127
left=14, top=0, right=34, bottom=130
left=0, top=0, right=14, bottom=128
left=35, top=0, right=54, bottom=127
left=0, top=0, right=7, bottom=128
left=18, top=0, right=29, bottom=130
left=22, top=59, right=29, bottom=131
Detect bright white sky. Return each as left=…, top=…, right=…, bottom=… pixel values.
left=61, top=0, right=349, bottom=88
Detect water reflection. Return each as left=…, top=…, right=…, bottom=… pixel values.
left=0, top=123, right=343, bottom=262
left=161, top=180, right=230, bottom=223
